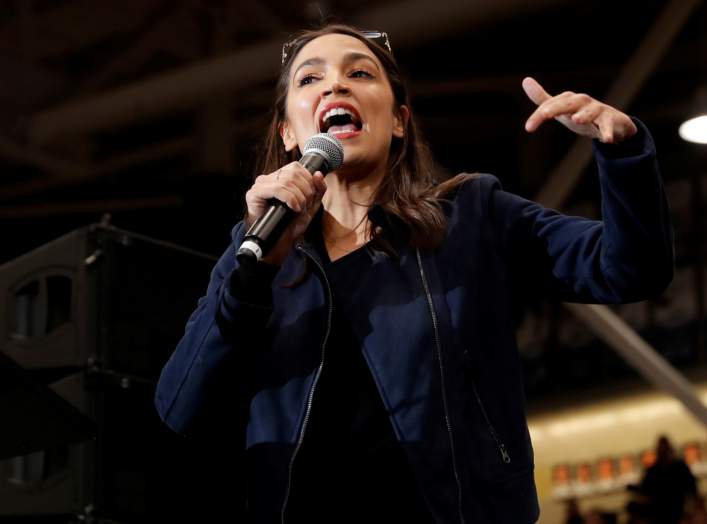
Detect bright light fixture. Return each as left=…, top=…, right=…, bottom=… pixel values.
left=679, top=114, right=707, bottom=144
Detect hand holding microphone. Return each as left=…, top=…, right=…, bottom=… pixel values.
left=238, top=133, right=344, bottom=266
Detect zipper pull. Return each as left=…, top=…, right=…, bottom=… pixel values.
left=499, top=444, right=511, bottom=464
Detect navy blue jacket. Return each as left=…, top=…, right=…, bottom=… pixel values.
left=155, top=121, right=673, bottom=524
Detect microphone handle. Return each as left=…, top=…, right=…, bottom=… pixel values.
left=299, top=153, right=325, bottom=174
left=237, top=200, right=293, bottom=265
left=236, top=151, right=329, bottom=265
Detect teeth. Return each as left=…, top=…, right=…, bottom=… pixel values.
left=322, top=107, right=359, bottom=127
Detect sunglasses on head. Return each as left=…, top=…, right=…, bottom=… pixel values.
left=281, top=30, right=392, bottom=65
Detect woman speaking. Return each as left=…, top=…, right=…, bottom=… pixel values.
left=155, top=24, right=673, bottom=524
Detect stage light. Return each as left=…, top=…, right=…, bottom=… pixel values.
left=679, top=114, right=707, bottom=144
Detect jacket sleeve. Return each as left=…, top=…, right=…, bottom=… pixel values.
left=154, top=221, right=275, bottom=436
left=484, top=118, right=674, bottom=304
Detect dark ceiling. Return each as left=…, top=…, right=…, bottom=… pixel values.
left=0, top=0, right=705, bottom=262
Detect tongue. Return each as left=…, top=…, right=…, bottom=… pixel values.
left=328, top=123, right=358, bottom=134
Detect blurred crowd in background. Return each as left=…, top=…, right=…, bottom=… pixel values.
left=565, top=436, right=706, bottom=524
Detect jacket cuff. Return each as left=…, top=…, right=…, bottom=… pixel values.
left=592, top=117, right=652, bottom=161
left=228, top=261, right=280, bottom=308
left=216, top=221, right=278, bottom=332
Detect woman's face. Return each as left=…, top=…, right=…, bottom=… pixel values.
left=281, top=33, right=407, bottom=175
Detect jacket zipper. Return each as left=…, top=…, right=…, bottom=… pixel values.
left=416, top=250, right=466, bottom=524
left=279, top=245, right=334, bottom=524
left=469, top=382, right=511, bottom=464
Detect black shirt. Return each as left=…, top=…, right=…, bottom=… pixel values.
left=282, top=239, right=434, bottom=523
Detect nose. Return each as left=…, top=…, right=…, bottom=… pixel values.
left=322, top=77, right=350, bottom=97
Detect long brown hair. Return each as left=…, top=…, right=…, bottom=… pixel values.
left=258, top=24, right=476, bottom=250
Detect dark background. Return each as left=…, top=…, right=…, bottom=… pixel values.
left=0, top=0, right=704, bottom=261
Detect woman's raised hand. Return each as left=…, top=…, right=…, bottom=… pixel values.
left=244, top=161, right=327, bottom=265
left=522, top=76, right=637, bottom=144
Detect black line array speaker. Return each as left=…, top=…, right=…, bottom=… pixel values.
left=0, top=224, right=244, bottom=523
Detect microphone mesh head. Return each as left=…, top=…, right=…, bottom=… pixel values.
left=302, top=133, right=344, bottom=172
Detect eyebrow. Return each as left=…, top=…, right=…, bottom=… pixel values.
left=292, top=51, right=381, bottom=79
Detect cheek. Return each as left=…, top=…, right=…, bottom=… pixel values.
left=365, top=89, right=397, bottom=132
left=292, top=96, right=311, bottom=115
left=284, top=98, right=314, bottom=139
left=290, top=97, right=315, bottom=128
left=366, top=110, right=397, bottom=140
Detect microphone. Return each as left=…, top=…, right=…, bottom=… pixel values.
left=236, top=133, right=344, bottom=264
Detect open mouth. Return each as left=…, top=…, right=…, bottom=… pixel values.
left=319, top=105, right=363, bottom=136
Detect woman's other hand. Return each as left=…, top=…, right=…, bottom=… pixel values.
left=244, top=161, right=327, bottom=266
left=522, top=76, right=637, bottom=144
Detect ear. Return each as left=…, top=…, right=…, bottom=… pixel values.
left=392, top=105, right=410, bottom=139
left=280, top=121, right=298, bottom=152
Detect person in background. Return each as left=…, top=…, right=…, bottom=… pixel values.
left=584, top=509, right=616, bottom=524
left=640, top=435, right=697, bottom=524
left=626, top=499, right=651, bottom=524
left=565, top=498, right=585, bottom=524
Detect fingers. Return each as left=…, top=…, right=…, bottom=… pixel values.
left=246, top=163, right=327, bottom=219
left=297, top=172, right=327, bottom=218
left=570, top=100, right=601, bottom=125
left=525, top=92, right=590, bottom=132
left=246, top=178, right=304, bottom=214
left=298, top=172, right=327, bottom=221
left=523, top=77, right=639, bottom=143
left=258, top=170, right=327, bottom=266
left=275, top=164, right=316, bottom=210
left=522, top=77, right=551, bottom=106
left=595, top=111, right=638, bottom=144
left=311, top=171, right=328, bottom=201
left=593, top=111, right=613, bottom=143
left=272, top=184, right=308, bottom=213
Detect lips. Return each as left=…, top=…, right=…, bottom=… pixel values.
left=318, top=101, right=363, bottom=137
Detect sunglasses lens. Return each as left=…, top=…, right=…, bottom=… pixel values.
left=362, top=31, right=391, bottom=53
left=281, top=30, right=391, bottom=64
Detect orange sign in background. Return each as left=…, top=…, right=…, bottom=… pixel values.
left=551, top=440, right=707, bottom=499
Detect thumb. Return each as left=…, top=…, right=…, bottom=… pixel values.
left=522, top=76, right=551, bottom=106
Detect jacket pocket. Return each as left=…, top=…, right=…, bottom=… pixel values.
left=462, top=347, right=512, bottom=465
left=469, top=380, right=512, bottom=464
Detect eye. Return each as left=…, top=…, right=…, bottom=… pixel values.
left=350, top=69, right=374, bottom=79
left=296, top=74, right=319, bottom=87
